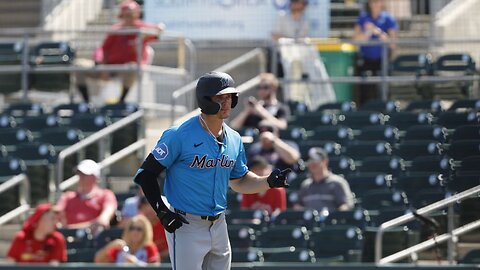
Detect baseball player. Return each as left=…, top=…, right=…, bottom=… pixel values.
left=134, top=71, right=290, bottom=270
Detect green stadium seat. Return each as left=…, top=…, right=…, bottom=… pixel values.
left=93, top=227, right=123, bottom=249
left=225, top=209, right=269, bottom=230
left=0, top=128, right=34, bottom=151
left=5, top=102, right=44, bottom=117
left=67, top=248, right=96, bottom=263
left=58, top=228, right=93, bottom=250
left=448, top=99, right=480, bottom=112
left=359, top=100, right=400, bottom=114
left=328, top=155, right=357, bottom=175
left=337, top=111, right=387, bottom=129
left=447, top=140, right=480, bottom=160
left=68, top=113, right=112, bottom=135
left=231, top=248, right=264, bottom=263
left=357, top=156, right=405, bottom=175
left=321, top=208, right=371, bottom=230
left=358, top=189, right=409, bottom=211
left=0, top=42, right=23, bottom=94
left=18, top=114, right=60, bottom=135
left=460, top=249, right=480, bottom=264
left=0, top=114, right=17, bottom=129
left=403, top=125, right=447, bottom=142
left=396, top=173, right=445, bottom=199
left=298, top=140, right=343, bottom=160
left=447, top=175, right=480, bottom=193
left=287, top=100, right=309, bottom=116
left=316, top=101, right=356, bottom=114
left=308, top=225, right=364, bottom=262
left=345, top=141, right=392, bottom=159
left=394, top=140, right=442, bottom=160
left=256, top=226, right=309, bottom=249
left=450, top=125, right=480, bottom=142
left=228, top=225, right=256, bottom=249
left=0, top=157, right=27, bottom=215
left=310, top=125, right=354, bottom=144
left=264, top=247, right=316, bottom=263
left=285, top=171, right=308, bottom=190
left=37, top=127, right=84, bottom=151
left=278, top=127, right=308, bottom=141
left=387, top=111, right=433, bottom=130
left=409, top=155, right=453, bottom=174
left=100, top=102, right=139, bottom=118
left=53, top=102, right=93, bottom=117
left=357, top=125, right=399, bottom=144
left=346, top=173, right=392, bottom=201
left=436, top=111, right=480, bottom=129
left=270, top=209, right=320, bottom=229
left=410, top=189, right=447, bottom=209
left=289, top=112, right=338, bottom=130
left=455, top=156, right=480, bottom=176
left=227, top=190, right=242, bottom=211
left=405, top=100, right=444, bottom=115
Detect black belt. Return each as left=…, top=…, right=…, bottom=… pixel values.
left=174, top=208, right=222, bottom=221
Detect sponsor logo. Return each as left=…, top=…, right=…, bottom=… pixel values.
left=153, top=143, right=168, bottom=160
left=190, top=154, right=236, bottom=169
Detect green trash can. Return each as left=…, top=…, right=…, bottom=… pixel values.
left=315, top=40, right=357, bottom=102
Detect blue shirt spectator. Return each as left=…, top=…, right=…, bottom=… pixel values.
left=357, top=10, right=397, bottom=60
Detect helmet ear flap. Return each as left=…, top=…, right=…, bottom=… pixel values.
left=199, top=96, right=221, bottom=115
left=231, top=94, right=238, bottom=108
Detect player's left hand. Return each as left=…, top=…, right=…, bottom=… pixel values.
left=267, top=168, right=291, bottom=188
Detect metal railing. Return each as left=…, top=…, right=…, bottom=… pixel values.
left=375, top=185, right=480, bottom=264
left=0, top=174, right=30, bottom=226
left=170, top=48, right=266, bottom=124
left=54, top=110, right=145, bottom=200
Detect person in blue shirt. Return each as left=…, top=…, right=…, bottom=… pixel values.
left=133, top=71, right=290, bottom=270
left=353, top=0, right=398, bottom=104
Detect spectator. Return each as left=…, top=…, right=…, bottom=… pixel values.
left=241, top=156, right=287, bottom=215
left=119, top=186, right=144, bottom=226
left=247, top=122, right=300, bottom=171
left=230, top=73, right=290, bottom=130
left=138, top=197, right=169, bottom=261
left=7, top=203, right=67, bottom=264
left=56, top=159, right=117, bottom=233
left=294, top=147, right=354, bottom=213
left=353, top=0, right=397, bottom=104
left=94, top=215, right=159, bottom=265
left=271, top=0, right=310, bottom=41
left=76, top=0, right=164, bottom=103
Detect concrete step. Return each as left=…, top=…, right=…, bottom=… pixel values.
left=0, top=224, right=21, bottom=242
left=0, top=240, right=11, bottom=258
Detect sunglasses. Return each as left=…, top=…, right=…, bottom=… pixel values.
left=128, top=225, right=144, bottom=232
left=257, top=84, right=272, bottom=90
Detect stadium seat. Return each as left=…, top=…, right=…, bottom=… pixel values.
left=228, top=225, right=256, bottom=249
left=289, top=112, right=338, bottom=130
left=404, top=100, right=444, bottom=115
left=460, top=249, right=480, bottom=264
left=67, top=248, right=96, bottom=263
left=358, top=189, right=409, bottom=211
left=447, top=140, right=480, bottom=160
left=345, top=141, right=392, bottom=159
left=53, top=102, right=93, bottom=117
left=0, top=42, right=23, bottom=94
left=231, top=248, right=264, bottom=263
left=264, top=247, right=316, bottom=263
left=329, top=155, right=357, bottom=175
left=0, top=128, right=34, bottom=151
left=100, top=102, right=139, bottom=117
left=450, top=125, right=480, bottom=142
left=36, top=127, right=84, bottom=151
left=68, top=113, right=112, bottom=135
left=255, top=225, right=309, bottom=249
left=100, top=103, right=139, bottom=152
left=278, top=127, right=308, bottom=141
left=270, top=209, right=320, bottom=229
left=0, top=114, right=17, bottom=129
left=448, top=99, right=480, bottom=112
left=410, top=189, right=447, bottom=209
left=357, top=156, right=405, bottom=175
left=395, top=173, right=445, bottom=199
left=431, top=54, right=476, bottom=99
left=389, top=53, right=433, bottom=101
left=58, top=228, right=93, bottom=250
left=4, top=102, right=44, bottom=117
left=387, top=112, right=433, bottom=130
left=18, top=114, right=60, bottom=135
left=447, top=175, right=480, bottom=193
left=409, top=155, right=453, bottom=174
left=227, top=190, right=243, bottom=211
left=287, top=100, right=309, bottom=116
left=308, top=225, right=364, bottom=262
left=297, top=140, right=343, bottom=160
left=321, top=208, right=371, bottom=230
left=316, top=101, right=356, bottom=114
left=455, top=156, right=480, bottom=176
left=337, top=111, right=387, bottom=129
left=93, top=227, right=123, bottom=249
left=403, top=125, right=447, bottom=142
left=356, top=125, right=399, bottom=144
left=286, top=171, right=308, bottom=190
left=0, top=157, right=27, bottom=215
left=346, top=173, right=392, bottom=201
left=436, top=111, right=480, bottom=129
left=30, top=41, right=75, bottom=91
left=359, top=100, right=400, bottom=114
left=394, top=140, right=442, bottom=160
left=310, top=125, right=354, bottom=144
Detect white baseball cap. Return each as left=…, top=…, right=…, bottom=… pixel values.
left=76, top=159, right=101, bottom=178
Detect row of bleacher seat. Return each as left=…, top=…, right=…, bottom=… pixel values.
left=0, top=102, right=139, bottom=213
left=0, top=41, right=74, bottom=93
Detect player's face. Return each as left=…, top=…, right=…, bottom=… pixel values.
left=211, top=94, right=233, bottom=119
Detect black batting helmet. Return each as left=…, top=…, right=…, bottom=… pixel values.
left=196, top=71, right=239, bottom=115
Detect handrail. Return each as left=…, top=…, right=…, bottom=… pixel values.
left=59, top=139, right=146, bottom=191
left=0, top=174, right=30, bottom=226
left=55, top=110, right=144, bottom=198
left=375, top=185, right=480, bottom=264
left=170, top=48, right=266, bottom=124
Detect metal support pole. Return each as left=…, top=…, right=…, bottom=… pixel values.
left=21, top=34, right=30, bottom=101
left=380, top=42, right=388, bottom=100
left=271, top=43, right=278, bottom=77
left=447, top=204, right=456, bottom=264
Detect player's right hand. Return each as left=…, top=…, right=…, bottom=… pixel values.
left=158, top=210, right=189, bottom=233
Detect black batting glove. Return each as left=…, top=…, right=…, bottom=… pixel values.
left=267, top=168, right=291, bottom=188
left=157, top=210, right=189, bottom=233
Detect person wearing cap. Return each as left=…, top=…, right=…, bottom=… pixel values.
left=240, top=156, right=287, bottom=215
left=294, top=147, right=354, bottom=213
left=247, top=121, right=301, bottom=172
left=56, top=159, right=117, bottom=231
left=7, top=203, right=67, bottom=263
left=230, top=73, right=290, bottom=131
left=75, top=0, right=164, bottom=103
left=133, top=71, right=291, bottom=270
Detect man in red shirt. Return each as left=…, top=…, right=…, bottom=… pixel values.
left=56, top=159, right=117, bottom=234
left=7, top=203, right=67, bottom=263
left=76, top=0, right=163, bottom=103
left=241, top=156, right=287, bottom=215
